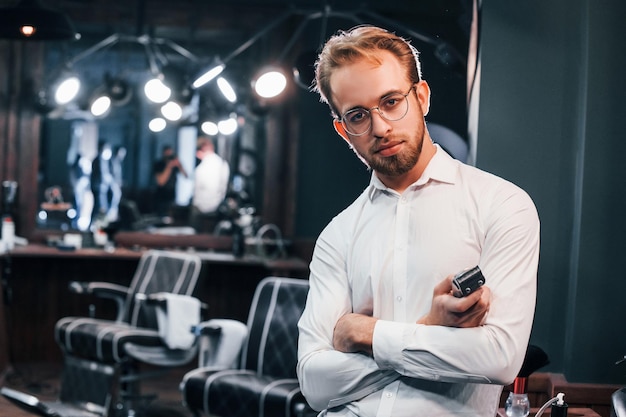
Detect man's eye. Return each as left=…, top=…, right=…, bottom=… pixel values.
left=347, top=110, right=368, bottom=124
left=382, top=95, right=402, bottom=109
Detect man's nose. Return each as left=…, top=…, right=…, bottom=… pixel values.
left=370, top=109, right=392, bottom=136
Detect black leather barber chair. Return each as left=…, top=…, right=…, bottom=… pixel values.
left=612, top=387, right=626, bottom=417
left=181, top=276, right=316, bottom=417
left=2, top=249, right=203, bottom=416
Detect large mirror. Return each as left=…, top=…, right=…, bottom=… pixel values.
left=36, top=31, right=266, bottom=236
left=31, top=0, right=475, bottom=241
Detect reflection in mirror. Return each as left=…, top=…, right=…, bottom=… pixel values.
left=37, top=117, right=262, bottom=236
left=36, top=36, right=264, bottom=238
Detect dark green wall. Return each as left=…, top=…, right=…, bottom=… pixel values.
left=476, top=0, right=626, bottom=384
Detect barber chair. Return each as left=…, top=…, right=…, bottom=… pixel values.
left=612, top=387, right=626, bottom=417
left=2, top=249, right=203, bottom=416
left=181, top=276, right=316, bottom=417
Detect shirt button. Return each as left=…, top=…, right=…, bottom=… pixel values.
left=396, top=296, right=403, bottom=302
left=386, top=392, right=393, bottom=398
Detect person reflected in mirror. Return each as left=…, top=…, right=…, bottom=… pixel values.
left=153, top=144, right=187, bottom=218
left=190, top=136, right=230, bottom=232
left=69, top=153, right=94, bottom=231
left=91, top=140, right=122, bottom=224
left=112, top=145, right=126, bottom=193
left=296, top=25, right=540, bottom=417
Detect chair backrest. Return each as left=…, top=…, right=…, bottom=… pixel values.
left=123, top=250, right=202, bottom=329
left=240, top=276, right=309, bottom=379
left=612, top=387, right=626, bottom=417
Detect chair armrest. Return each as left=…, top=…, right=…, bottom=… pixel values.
left=68, top=281, right=130, bottom=321
left=193, top=319, right=248, bottom=369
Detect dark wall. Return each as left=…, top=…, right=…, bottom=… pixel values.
left=476, top=0, right=626, bottom=384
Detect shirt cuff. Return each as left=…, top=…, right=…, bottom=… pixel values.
left=372, top=319, right=413, bottom=372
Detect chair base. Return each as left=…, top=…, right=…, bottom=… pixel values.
left=1, top=386, right=102, bottom=417
left=2, top=355, right=122, bottom=417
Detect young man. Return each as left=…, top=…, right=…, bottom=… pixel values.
left=297, top=26, right=540, bottom=416
left=190, top=136, right=230, bottom=231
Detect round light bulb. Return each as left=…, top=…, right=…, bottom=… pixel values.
left=218, top=117, right=238, bottom=135
left=217, top=77, right=237, bottom=103
left=161, top=101, right=183, bottom=121
left=55, top=76, right=81, bottom=105
left=254, top=70, right=287, bottom=98
left=201, top=121, right=219, bottom=136
left=90, top=96, right=111, bottom=117
left=20, top=25, right=36, bottom=37
left=144, top=78, right=171, bottom=103
left=149, top=117, right=167, bottom=132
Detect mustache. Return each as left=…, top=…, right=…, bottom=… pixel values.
left=370, top=136, right=403, bottom=153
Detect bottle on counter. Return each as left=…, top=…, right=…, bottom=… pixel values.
left=232, top=225, right=245, bottom=258
left=2, top=216, right=15, bottom=251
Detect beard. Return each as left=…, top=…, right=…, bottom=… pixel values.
left=350, top=121, right=425, bottom=177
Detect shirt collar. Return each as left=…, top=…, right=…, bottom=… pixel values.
left=366, top=144, right=458, bottom=200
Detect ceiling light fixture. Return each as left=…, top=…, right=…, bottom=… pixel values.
left=41, top=33, right=199, bottom=128
left=191, top=9, right=293, bottom=90
left=104, top=76, right=132, bottom=106
left=192, top=63, right=225, bottom=89
left=0, top=0, right=78, bottom=41
left=161, top=101, right=183, bottom=121
left=252, top=68, right=288, bottom=99
left=201, top=121, right=219, bottom=136
left=218, top=115, right=238, bottom=136
left=53, top=75, right=81, bottom=105
left=89, top=95, right=111, bottom=117
left=217, top=77, right=237, bottom=103
left=144, top=77, right=172, bottom=104
left=149, top=117, right=167, bottom=133
left=192, top=6, right=463, bottom=103
left=87, top=74, right=132, bottom=117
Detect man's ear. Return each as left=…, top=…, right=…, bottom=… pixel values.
left=416, top=80, right=431, bottom=117
left=333, top=119, right=351, bottom=144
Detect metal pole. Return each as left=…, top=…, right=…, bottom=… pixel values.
left=67, top=34, right=121, bottom=67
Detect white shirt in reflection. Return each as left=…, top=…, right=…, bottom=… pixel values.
left=192, top=153, right=229, bottom=213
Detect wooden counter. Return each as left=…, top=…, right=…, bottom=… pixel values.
left=0, top=243, right=309, bottom=364
left=7, top=243, right=142, bottom=260
left=6, top=243, right=310, bottom=273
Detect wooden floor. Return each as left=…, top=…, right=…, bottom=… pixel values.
left=0, top=362, right=194, bottom=416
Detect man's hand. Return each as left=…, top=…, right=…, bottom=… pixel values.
left=167, top=157, right=181, bottom=169
left=417, top=275, right=491, bottom=328
left=333, top=313, right=377, bottom=355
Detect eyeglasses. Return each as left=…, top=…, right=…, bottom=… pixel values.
left=338, top=85, right=414, bottom=136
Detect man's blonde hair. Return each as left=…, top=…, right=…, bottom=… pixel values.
left=196, top=136, right=214, bottom=152
left=314, top=25, right=422, bottom=117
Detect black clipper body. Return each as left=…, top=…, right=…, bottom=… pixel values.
left=452, top=266, right=485, bottom=297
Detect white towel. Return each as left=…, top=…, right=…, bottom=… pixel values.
left=155, top=293, right=201, bottom=349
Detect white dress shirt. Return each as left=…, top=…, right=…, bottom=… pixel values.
left=192, top=153, right=230, bottom=213
left=297, top=146, right=540, bottom=417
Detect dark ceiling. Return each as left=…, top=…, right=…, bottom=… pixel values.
left=0, top=0, right=473, bottom=60
left=1, top=0, right=473, bottom=127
